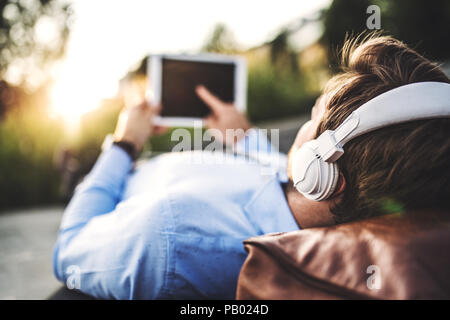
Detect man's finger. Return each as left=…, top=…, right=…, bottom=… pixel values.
left=150, top=103, right=162, bottom=114
left=153, top=125, right=170, bottom=135
left=196, top=85, right=224, bottom=114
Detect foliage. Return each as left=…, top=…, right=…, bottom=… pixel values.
left=201, top=23, right=237, bottom=54
left=0, top=0, right=72, bottom=81
left=321, top=0, right=450, bottom=69
left=0, top=90, right=63, bottom=209
left=1, top=0, right=72, bottom=119
left=247, top=62, right=315, bottom=122
left=379, top=0, right=450, bottom=61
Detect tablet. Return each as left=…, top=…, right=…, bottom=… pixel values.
left=148, top=54, right=247, bottom=127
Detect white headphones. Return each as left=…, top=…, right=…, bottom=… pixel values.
left=291, top=81, right=450, bottom=201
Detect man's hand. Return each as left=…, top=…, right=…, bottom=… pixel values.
left=114, top=101, right=161, bottom=152
left=196, top=85, right=251, bottom=145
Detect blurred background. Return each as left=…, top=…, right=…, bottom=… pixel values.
left=0, top=0, right=449, bottom=299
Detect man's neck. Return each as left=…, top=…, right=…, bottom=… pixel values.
left=283, top=181, right=336, bottom=229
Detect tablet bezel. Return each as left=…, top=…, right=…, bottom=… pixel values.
left=148, top=53, right=247, bottom=127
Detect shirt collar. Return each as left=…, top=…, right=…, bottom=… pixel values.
left=243, top=172, right=300, bottom=235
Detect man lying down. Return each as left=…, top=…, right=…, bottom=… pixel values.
left=53, top=35, right=450, bottom=299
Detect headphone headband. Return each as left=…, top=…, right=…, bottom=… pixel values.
left=292, top=81, right=450, bottom=201
left=316, top=82, right=450, bottom=163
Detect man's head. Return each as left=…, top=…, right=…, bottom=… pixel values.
left=287, top=35, right=450, bottom=226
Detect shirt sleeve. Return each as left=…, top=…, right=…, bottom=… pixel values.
left=52, top=146, right=170, bottom=299
left=58, top=145, right=132, bottom=232
left=234, top=127, right=281, bottom=155
left=234, top=128, right=288, bottom=180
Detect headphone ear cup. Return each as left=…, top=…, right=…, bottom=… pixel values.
left=292, top=142, right=321, bottom=197
left=318, top=162, right=339, bottom=201
left=293, top=144, right=340, bottom=201
left=303, top=159, right=339, bottom=201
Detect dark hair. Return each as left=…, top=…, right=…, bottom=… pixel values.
left=317, top=35, right=450, bottom=224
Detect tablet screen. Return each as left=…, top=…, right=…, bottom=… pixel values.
left=160, top=58, right=235, bottom=118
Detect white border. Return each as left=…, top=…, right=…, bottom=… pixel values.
left=148, top=53, right=247, bottom=127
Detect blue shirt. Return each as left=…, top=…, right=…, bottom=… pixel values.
left=52, top=129, right=300, bottom=299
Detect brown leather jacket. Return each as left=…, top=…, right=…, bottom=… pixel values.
left=236, top=210, right=450, bottom=299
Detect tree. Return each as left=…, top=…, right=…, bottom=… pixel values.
left=202, top=23, right=236, bottom=54
left=380, top=0, right=450, bottom=61
left=321, top=0, right=450, bottom=69
left=0, top=0, right=72, bottom=79
left=321, top=0, right=371, bottom=69
left=0, top=0, right=72, bottom=115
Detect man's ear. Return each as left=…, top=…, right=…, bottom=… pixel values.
left=329, top=172, right=346, bottom=199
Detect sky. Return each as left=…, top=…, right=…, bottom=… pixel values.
left=50, top=0, right=331, bottom=120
